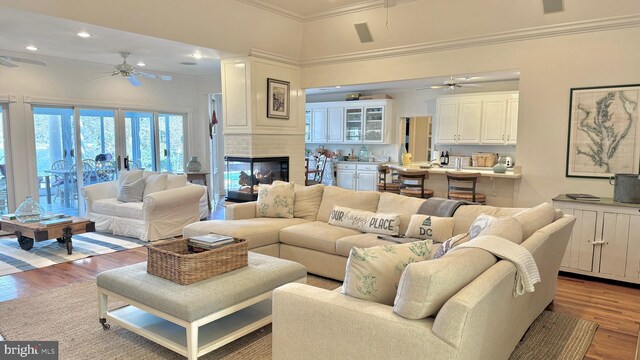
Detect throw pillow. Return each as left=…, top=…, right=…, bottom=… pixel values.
left=165, top=173, right=187, bottom=190
left=118, top=170, right=143, bottom=188
left=274, top=180, right=325, bottom=221
left=405, top=215, right=456, bottom=242
left=513, top=202, right=557, bottom=239
left=468, top=214, right=497, bottom=239
left=116, top=177, right=146, bottom=203
left=478, top=216, right=524, bottom=244
left=328, top=205, right=401, bottom=236
left=342, top=240, right=433, bottom=305
left=431, top=233, right=470, bottom=260
left=256, top=182, right=295, bottom=218
left=143, top=173, right=168, bottom=198
left=393, top=247, right=497, bottom=319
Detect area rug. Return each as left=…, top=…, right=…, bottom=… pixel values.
left=0, top=232, right=146, bottom=276
left=0, top=275, right=598, bottom=360
left=509, top=310, right=599, bottom=360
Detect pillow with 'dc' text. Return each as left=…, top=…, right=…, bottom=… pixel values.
left=405, top=215, right=456, bottom=243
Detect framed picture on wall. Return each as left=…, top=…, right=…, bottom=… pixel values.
left=267, top=78, right=290, bottom=119
left=566, top=83, right=640, bottom=178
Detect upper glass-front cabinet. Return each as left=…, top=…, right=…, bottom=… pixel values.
left=305, top=110, right=312, bottom=142
left=364, top=106, right=384, bottom=142
left=344, top=108, right=363, bottom=142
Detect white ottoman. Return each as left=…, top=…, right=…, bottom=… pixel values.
left=97, top=252, right=306, bottom=360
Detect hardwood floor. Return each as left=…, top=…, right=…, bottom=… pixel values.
left=0, top=203, right=638, bottom=359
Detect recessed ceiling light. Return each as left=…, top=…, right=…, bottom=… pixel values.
left=25, top=45, right=38, bottom=51
left=76, top=31, right=91, bottom=38
left=136, top=61, right=146, bottom=67
left=335, top=86, right=342, bottom=88
left=180, top=62, right=197, bottom=66
left=192, top=53, right=203, bottom=60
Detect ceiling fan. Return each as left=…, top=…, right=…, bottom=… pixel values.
left=0, top=55, right=47, bottom=68
left=106, top=52, right=172, bottom=87
left=418, top=76, right=483, bottom=91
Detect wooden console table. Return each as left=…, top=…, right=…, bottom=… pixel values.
left=186, top=172, right=211, bottom=212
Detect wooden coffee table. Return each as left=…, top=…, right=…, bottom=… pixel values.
left=0, top=217, right=95, bottom=255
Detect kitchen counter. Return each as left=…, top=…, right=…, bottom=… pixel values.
left=385, top=163, right=522, bottom=179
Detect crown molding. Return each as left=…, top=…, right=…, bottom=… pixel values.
left=300, top=13, right=640, bottom=67
left=237, top=0, right=416, bottom=22
left=248, top=49, right=301, bottom=66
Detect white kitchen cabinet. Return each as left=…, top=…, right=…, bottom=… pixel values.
left=336, top=163, right=378, bottom=191
left=506, top=97, right=518, bottom=145
left=435, top=91, right=518, bottom=145
left=305, top=110, right=312, bottom=142
left=435, top=96, right=482, bottom=144
left=306, top=100, right=392, bottom=144
left=310, top=107, right=344, bottom=143
left=553, top=196, right=640, bottom=284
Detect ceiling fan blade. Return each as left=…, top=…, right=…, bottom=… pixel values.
left=460, top=84, right=483, bottom=88
left=87, top=74, right=115, bottom=83
left=137, top=71, right=157, bottom=79
left=0, top=57, right=18, bottom=68
left=159, top=75, right=172, bottom=81
left=1, top=56, right=47, bottom=66
left=430, top=85, right=446, bottom=89
left=128, top=75, right=142, bottom=87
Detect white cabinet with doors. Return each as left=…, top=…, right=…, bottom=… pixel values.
left=310, top=107, right=344, bottom=143
left=435, top=96, right=482, bottom=144
left=480, top=94, right=519, bottom=144
left=435, top=91, right=519, bottom=145
left=306, top=100, right=392, bottom=144
left=336, top=163, right=377, bottom=191
left=553, top=196, right=640, bottom=284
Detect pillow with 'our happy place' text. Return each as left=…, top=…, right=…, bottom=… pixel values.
left=328, top=205, right=401, bottom=236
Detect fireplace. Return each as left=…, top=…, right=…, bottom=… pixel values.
left=225, top=156, right=289, bottom=202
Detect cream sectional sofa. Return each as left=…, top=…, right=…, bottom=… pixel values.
left=81, top=171, right=207, bottom=241
left=183, top=185, right=576, bottom=360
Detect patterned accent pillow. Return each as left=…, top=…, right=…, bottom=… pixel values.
left=468, top=214, right=497, bottom=239
left=342, top=240, right=433, bottom=305
left=432, top=233, right=470, bottom=260
left=328, top=205, right=401, bottom=236
left=478, top=216, right=524, bottom=244
left=116, top=177, right=146, bottom=203
left=256, top=182, right=295, bottom=218
left=405, top=215, right=456, bottom=242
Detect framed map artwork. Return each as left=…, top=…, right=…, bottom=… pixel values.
left=566, top=84, right=640, bottom=178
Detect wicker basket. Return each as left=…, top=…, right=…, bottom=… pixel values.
left=147, top=237, right=248, bottom=285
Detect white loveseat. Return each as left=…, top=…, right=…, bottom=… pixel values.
left=81, top=171, right=207, bottom=241
left=183, top=185, right=576, bottom=359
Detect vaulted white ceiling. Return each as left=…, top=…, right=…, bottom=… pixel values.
left=238, top=0, right=410, bottom=20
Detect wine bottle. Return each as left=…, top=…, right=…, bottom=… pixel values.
left=444, top=151, right=449, bottom=165
left=440, top=151, right=445, bottom=165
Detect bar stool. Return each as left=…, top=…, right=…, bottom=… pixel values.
left=398, top=169, right=434, bottom=198
left=376, top=164, right=400, bottom=193
left=446, top=171, right=486, bottom=204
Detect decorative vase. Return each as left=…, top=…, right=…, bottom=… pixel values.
left=187, top=156, right=202, bottom=172
left=399, top=143, right=407, bottom=165
left=492, top=162, right=507, bottom=174
left=15, top=195, right=44, bottom=223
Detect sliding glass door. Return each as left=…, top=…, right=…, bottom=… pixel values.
left=125, top=111, right=156, bottom=171
left=32, top=106, right=77, bottom=214
left=158, top=113, right=184, bottom=173
left=0, top=104, right=9, bottom=214
left=30, top=106, right=187, bottom=216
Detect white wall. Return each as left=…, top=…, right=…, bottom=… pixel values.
left=0, top=52, right=218, bottom=209
left=300, top=27, right=640, bottom=206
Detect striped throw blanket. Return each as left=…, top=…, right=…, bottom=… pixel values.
left=452, top=235, right=540, bottom=297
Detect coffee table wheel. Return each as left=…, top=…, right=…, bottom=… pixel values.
left=17, top=235, right=34, bottom=251
left=99, top=318, right=110, bottom=330
left=57, top=237, right=64, bottom=243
